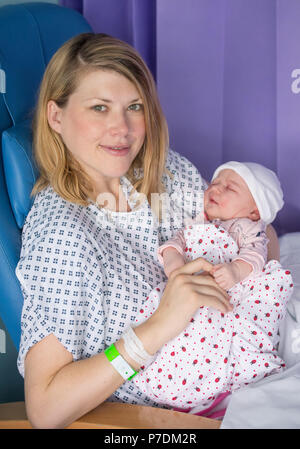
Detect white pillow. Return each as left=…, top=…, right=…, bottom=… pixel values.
left=278, top=232, right=300, bottom=366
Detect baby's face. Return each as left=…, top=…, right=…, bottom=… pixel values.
left=204, top=169, right=259, bottom=221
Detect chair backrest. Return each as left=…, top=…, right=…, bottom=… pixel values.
left=0, top=2, right=92, bottom=350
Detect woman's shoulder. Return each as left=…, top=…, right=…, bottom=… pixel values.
left=164, top=148, right=206, bottom=192
left=165, top=148, right=200, bottom=175
left=25, top=185, right=83, bottom=227
left=21, top=185, right=96, bottom=253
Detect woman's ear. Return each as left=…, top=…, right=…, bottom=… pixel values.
left=47, top=100, right=63, bottom=134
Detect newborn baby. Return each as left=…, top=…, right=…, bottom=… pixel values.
left=131, top=161, right=293, bottom=413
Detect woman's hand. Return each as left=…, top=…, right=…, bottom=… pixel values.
left=135, top=257, right=233, bottom=355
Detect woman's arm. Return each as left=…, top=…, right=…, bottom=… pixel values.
left=25, top=334, right=124, bottom=429
left=266, top=224, right=280, bottom=261
left=25, top=257, right=231, bottom=429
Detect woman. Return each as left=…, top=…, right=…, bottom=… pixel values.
left=16, top=33, right=276, bottom=428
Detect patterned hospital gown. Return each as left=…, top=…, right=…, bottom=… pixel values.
left=16, top=149, right=205, bottom=408
left=132, top=222, right=294, bottom=411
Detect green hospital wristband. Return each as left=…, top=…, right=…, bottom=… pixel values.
left=104, top=344, right=138, bottom=380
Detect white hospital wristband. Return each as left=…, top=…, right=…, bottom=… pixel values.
left=122, top=327, right=154, bottom=366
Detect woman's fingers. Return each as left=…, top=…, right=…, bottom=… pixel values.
left=170, top=271, right=232, bottom=312
left=151, top=258, right=234, bottom=345
left=189, top=272, right=230, bottom=299
left=197, top=293, right=230, bottom=313
left=171, top=258, right=231, bottom=302
left=171, top=257, right=214, bottom=277
left=190, top=281, right=233, bottom=312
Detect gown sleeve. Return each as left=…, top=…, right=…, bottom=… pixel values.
left=16, top=214, right=105, bottom=377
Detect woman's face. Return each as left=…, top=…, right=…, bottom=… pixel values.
left=47, top=69, right=146, bottom=196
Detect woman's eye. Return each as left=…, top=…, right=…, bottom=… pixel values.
left=128, top=103, right=144, bottom=112
left=92, top=105, right=107, bottom=112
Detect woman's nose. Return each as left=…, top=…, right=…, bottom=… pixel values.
left=109, top=111, right=129, bottom=137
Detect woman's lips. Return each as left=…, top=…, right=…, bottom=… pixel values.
left=99, top=145, right=130, bottom=156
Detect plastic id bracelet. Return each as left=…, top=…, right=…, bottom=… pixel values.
left=104, top=344, right=138, bottom=380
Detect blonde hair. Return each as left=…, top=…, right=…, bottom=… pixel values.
left=32, top=33, right=169, bottom=206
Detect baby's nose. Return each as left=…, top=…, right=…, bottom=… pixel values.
left=210, top=183, right=223, bottom=194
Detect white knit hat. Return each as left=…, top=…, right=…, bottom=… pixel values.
left=211, top=161, right=284, bottom=225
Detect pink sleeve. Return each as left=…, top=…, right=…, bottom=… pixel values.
left=157, top=229, right=186, bottom=265
left=230, top=219, right=268, bottom=276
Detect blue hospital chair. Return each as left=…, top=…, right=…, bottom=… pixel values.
left=0, top=1, right=92, bottom=403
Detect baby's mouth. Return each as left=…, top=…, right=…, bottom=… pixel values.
left=209, top=197, right=218, bottom=205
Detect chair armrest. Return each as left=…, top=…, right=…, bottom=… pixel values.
left=0, top=401, right=221, bottom=429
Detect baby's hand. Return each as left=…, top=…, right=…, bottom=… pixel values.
left=211, top=262, right=240, bottom=290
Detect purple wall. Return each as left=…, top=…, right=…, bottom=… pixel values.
left=156, top=0, right=300, bottom=234
left=61, top=0, right=300, bottom=234
left=277, top=0, right=300, bottom=234
left=157, top=0, right=226, bottom=183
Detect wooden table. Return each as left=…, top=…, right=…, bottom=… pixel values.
left=0, top=401, right=221, bottom=429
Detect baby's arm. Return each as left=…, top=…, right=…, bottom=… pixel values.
left=161, top=247, right=186, bottom=277
left=158, top=230, right=186, bottom=277
left=212, top=219, right=268, bottom=290
left=158, top=212, right=206, bottom=277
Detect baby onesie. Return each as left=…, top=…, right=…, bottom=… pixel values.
left=158, top=216, right=269, bottom=278
left=132, top=222, right=293, bottom=411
